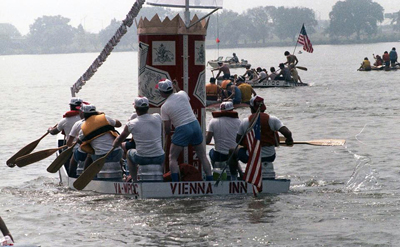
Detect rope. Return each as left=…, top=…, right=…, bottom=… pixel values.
left=71, top=0, right=146, bottom=96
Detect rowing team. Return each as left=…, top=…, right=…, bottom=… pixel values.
left=206, top=75, right=256, bottom=106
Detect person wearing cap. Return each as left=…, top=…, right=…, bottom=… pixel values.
left=0, top=216, right=13, bottom=245
left=157, top=79, right=213, bottom=181
left=206, top=77, right=222, bottom=106
left=228, top=95, right=293, bottom=179
left=206, top=101, right=241, bottom=176
left=112, top=97, right=164, bottom=182
left=212, top=61, right=231, bottom=80
left=276, top=63, right=292, bottom=81
left=236, top=75, right=256, bottom=104
left=224, top=80, right=242, bottom=105
left=48, top=97, right=84, bottom=139
left=77, top=104, right=123, bottom=164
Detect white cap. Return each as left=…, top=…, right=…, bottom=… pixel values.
left=156, top=79, right=173, bottom=92
left=220, top=101, right=234, bottom=111
left=69, top=97, right=83, bottom=105
left=133, top=97, right=149, bottom=108
left=80, top=104, right=96, bottom=113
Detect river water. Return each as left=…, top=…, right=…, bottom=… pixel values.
left=1, top=42, right=400, bottom=246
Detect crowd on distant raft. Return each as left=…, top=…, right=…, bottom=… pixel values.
left=206, top=51, right=305, bottom=106
left=47, top=75, right=293, bottom=183
left=360, top=47, right=398, bottom=71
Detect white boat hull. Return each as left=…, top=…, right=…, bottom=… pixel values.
left=248, top=80, right=308, bottom=88
left=59, top=166, right=290, bottom=199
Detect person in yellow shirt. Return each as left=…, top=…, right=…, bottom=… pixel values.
left=359, top=57, right=371, bottom=71
left=235, top=76, right=256, bottom=104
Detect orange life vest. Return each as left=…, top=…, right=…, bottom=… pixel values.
left=206, top=83, right=219, bottom=100
left=221, top=80, right=231, bottom=89
left=80, top=114, right=119, bottom=154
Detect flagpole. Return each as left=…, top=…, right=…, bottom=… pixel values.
left=293, top=24, right=304, bottom=55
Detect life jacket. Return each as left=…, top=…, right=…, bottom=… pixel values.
left=238, top=83, right=253, bottom=103
left=80, top=114, right=119, bottom=154
left=221, top=80, right=231, bottom=89
left=244, top=113, right=279, bottom=148
left=206, top=83, right=219, bottom=100
left=211, top=111, right=239, bottom=118
left=63, top=110, right=80, bottom=118
left=362, top=60, right=371, bottom=70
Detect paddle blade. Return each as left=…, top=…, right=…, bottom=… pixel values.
left=47, top=146, right=74, bottom=173
left=73, top=157, right=107, bottom=190
left=6, top=135, right=47, bottom=167
left=295, top=66, right=308, bottom=71
left=15, top=146, right=65, bottom=167
left=280, top=139, right=346, bottom=146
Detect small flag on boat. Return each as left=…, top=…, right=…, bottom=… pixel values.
left=244, top=112, right=262, bottom=195
left=297, top=24, right=314, bottom=53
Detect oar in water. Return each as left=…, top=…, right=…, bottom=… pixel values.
left=6, top=124, right=57, bottom=167
left=15, top=145, right=67, bottom=167
left=47, top=142, right=78, bottom=173
left=279, top=139, right=346, bottom=146
left=73, top=147, right=116, bottom=190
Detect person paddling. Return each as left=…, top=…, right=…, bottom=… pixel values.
left=228, top=96, right=293, bottom=180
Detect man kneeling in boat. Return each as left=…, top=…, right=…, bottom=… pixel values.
left=112, top=97, right=165, bottom=182
left=228, top=96, right=293, bottom=180
left=206, top=102, right=241, bottom=180
left=76, top=104, right=123, bottom=170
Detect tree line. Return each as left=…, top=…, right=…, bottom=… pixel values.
left=1, top=0, right=400, bottom=55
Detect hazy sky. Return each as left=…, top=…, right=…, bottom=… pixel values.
left=1, top=0, right=399, bottom=35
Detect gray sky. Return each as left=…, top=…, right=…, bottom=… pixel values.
left=0, top=0, right=399, bottom=35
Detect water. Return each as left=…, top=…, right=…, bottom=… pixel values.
left=1, top=42, right=400, bottom=246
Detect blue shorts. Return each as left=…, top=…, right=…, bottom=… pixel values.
left=128, top=149, right=165, bottom=165
left=237, top=148, right=276, bottom=163
left=172, top=120, right=203, bottom=146
left=92, top=148, right=123, bottom=162
left=209, top=148, right=229, bottom=162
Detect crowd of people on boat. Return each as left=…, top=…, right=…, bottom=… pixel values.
left=47, top=77, right=293, bottom=184
left=359, top=47, right=398, bottom=71
left=211, top=51, right=304, bottom=84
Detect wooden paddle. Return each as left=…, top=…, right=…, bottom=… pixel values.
left=73, top=147, right=116, bottom=190
left=15, top=145, right=67, bottom=167
left=47, top=142, right=78, bottom=173
left=295, top=66, right=308, bottom=71
left=279, top=139, right=346, bottom=146
left=6, top=124, right=57, bottom=167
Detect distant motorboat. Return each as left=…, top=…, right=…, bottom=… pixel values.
left=207, top=56, right=250, bottom=69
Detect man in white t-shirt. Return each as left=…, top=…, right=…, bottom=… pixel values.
left=113, top=97, right=164, bottom=182
left=229, top=96, right=293, bottom=179
left=48, top=97, right=84, bottom=139
left=206, top=101, right=241, bottom=165
left=157, top=79, right=213, bottom=182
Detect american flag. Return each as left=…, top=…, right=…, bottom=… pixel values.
left=244, top=113, right=262, bottom=195
left=297, top=24, right=314, bottom=53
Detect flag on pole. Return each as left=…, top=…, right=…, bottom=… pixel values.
left=297, top=24, right=314, bottom=53
left=244, top=113, right=262, bottom=195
